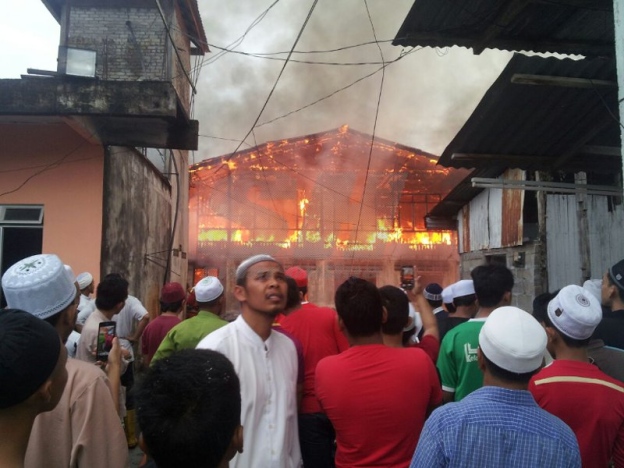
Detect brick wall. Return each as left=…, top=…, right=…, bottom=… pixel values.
left=68, top=7, right=168, bottom=81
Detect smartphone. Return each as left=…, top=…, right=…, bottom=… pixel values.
left=96, top=321, right=116, bottom=362
left=400, top=266, right=415, bottom=290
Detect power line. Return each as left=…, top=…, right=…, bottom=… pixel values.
left=199, top=134, right=253, bottom=147
left=206, top=43, right=400, bottom=66
left=255, top=47, right=421, bottom=128
left=223, top=0, right=320, bottom=163
left=352, top=0, right=387, bottom=265
left=153, top=0, right=197, bottom=95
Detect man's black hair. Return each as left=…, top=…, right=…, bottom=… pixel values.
left=95, top=275, right=129, bottom=310
left=285, top=276, right=301, bottom=311
left=379, top=285, right=409, bottom=335
left=426, top=298, right=443, bottom=308
left=160, top=299, right=184, bottom=313
left=482, top=352, right=539, bottom=384
left=606, top=272, right=624, bottom=302
left=335, top=277, right=383, bottom=337
left=543, top=311, right=591, bottom=348
left=532, top=290, right=559, bottom=324
left=444, top=301, right=457, bottom=314
left=453, top=294, right=476, bottom=308
left=136, top=349, right=241, bottom=468
left=471, top=264, right=514, bottom=308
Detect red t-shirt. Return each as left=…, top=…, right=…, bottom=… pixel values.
left=529, top=359, right=624, bottom=468
left=316, top=344, right=442, bottom=468
left=141, top=315, right=181, bottom=363
left=280, top=302, right=349, bottom=414
left=409, top=334, right=440, bottom=363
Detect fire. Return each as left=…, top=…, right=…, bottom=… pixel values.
left=299, top=197, right=309, bottom=217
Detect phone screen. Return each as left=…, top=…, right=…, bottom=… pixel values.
left=96, top=321, right=116, bottom=362
left=401, top=266, right=415, bottom=289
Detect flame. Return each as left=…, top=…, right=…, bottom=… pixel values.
left=224, top=160, right=237, bottom=170
left=299, top=197, right=309, bottom=217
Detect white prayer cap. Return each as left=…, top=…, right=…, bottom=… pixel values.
left=582, top=279, right=602, bottom=303
left=236, top=254, right=278, bottom=282
left=547, top=285, right=602, bottom=340
left=442, top=284, right=455, bottom=303
left=194, top=276, right=224, bottom=303
left=453, top=279, right=475, bottom=298
left=76, top=272, right=93, bottom=290
left=479, top=306, right=546, bottom=374
left=2, top=254, right=77, bottom=320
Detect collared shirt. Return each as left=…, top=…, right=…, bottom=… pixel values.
left=197, top=315, right=302, bottom=468
left=411, top=386, right=581, bottom=468
left=529, top=359, right=624, bottom=468
left=151, top=310, right=227, bottom=363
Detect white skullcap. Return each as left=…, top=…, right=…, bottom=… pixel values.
left=442, top=284, right=455, bottom=303
left=76, top=272, right=93, bottom=290
left=403, top=301, right=423, bottom=336
left=453, top=279, right=475, bottom=298
left=2, top=254, right=77, bottom=320
left=479, top=306, right=547, bottom=374
left=194, top=276, right=224, bottom=303
left=582, top=279, right=602, bottom=303
left=547, top=285, right=602, bottom=340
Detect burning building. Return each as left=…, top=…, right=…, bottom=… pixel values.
left=189, top=125, right=468, bottom=308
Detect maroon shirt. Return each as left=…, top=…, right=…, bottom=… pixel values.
left=141, top=315, right=181, bottom=364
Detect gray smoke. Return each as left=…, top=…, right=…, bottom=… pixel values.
left=192, top=0, right=512, bottom=164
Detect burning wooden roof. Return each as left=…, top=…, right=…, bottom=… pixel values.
left=189, top=125, right=469, bottom=265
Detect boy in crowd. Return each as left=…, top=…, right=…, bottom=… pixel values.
left=529, top=285, right=624, bottom=467
left=136, top=349, right=243, bottom=468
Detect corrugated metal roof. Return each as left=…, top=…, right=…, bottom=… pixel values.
left=439, top=54, right=620, bottom=172
left=426, top=53, right=621, bottom=227
left=393, top=0, right=614, bottom=57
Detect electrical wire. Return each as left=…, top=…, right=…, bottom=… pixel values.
left=201, top=0, right=282, bottom=68
left=351, top=0, right=386, bottom=262
left=223, top=0, right=320, bottom=163
left=256, top=47, right=421, bottom=128
left=206, top=43, right=402, bottom=66
left=153, top=0, right=197, bottom=95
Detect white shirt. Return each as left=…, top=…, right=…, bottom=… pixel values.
left=65, top=330, right=81, bottom=358
left=76, top=296, right=96, bottom=326
left=197, top=315, right=302, bottom=468
left=113, top=295, right=148, bottom=360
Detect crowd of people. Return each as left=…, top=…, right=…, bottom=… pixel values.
left=1, top=252, right=624, bottom=468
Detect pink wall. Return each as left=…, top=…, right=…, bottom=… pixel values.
left=0, top=118, right=104, bottom=283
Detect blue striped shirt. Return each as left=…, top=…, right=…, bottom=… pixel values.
left=411, top=386, right=580, bottom=468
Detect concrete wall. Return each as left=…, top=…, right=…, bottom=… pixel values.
left=101, top=146, right=173, bottom=317
left=460, top=242, right=541, bottom=313
left=0, top=119, right=104, bottom=280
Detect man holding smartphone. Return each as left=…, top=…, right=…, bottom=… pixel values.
left=77, top=275, right=129, bottom=364
left=2, top=254, right=128, bottom=468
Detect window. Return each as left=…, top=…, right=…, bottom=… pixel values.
left=0, top=205, right=44, bottom=307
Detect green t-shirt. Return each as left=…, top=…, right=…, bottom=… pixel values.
left=151, top=310, right=228, bottom=364
left=436, top=319, right=486, bottom=401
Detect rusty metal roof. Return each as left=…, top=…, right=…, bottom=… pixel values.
left=393, top=0, right=614, bottom=57
left=426, top=53, right=621, bottom=227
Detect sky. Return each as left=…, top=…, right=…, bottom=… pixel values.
left=1, top=0, right=513, bottom=164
